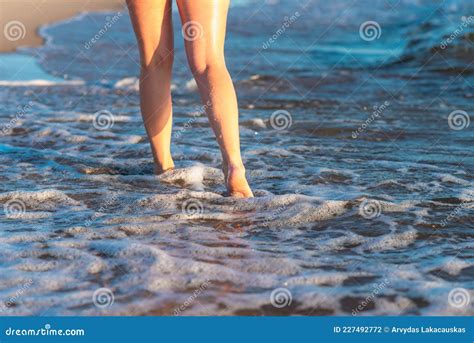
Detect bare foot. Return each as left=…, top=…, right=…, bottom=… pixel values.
left=154, top=158, right=175, bottom=175
left=226, top=164, right=253, bottom=198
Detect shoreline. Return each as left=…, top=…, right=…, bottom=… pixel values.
left=0, top=0, right=124, bottom=53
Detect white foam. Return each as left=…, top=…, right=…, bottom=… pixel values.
left=376, top=296, right=416, bottom=315
left=364, top=229, right=418, bottom=252
left=363, top=199, right=418, bottom=213
left=250, top=118, right=267, bottom=129
left=0, top=189, right=81, bottom=210
left=438, top=173, right=471, bottom=186
left=124, top=135, right=143, bottom=144
left=283, top=200, right=349, bottom=226
left=4, top=212, right=51, bottom=220
left=317, top=232, right=365, bottom=252
left=158, top=166, right=223, bottom=186
left=459, top=188, right=474, bottom=202
left=286, top=272, right=367, bottom=287
left=186, top=165, right=205, bottom=191
left=114, top=77, right=139, bottom=91
left=439, top=257, right=471, bottom=275
left=114, top=77, right=178, bottom=92
left=77, top=114, right=131, bottom=123
left=185, top=78, right=198, bottom=92
left=0, top=233, right=50, bottom=244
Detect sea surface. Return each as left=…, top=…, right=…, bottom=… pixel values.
left=0, top=0, right=473, bottom=316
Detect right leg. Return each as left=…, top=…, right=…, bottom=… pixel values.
left=126, top=0, right=174, bottom=174
left=176, top=0, right=253, bottom=197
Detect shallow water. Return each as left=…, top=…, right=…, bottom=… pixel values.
left=0, top=0, right=473, bottom=316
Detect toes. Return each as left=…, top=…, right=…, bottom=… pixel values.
left=229, top=189, right=254, bottom=198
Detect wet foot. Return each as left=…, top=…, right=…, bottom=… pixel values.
left=226, top=164, right=253, bottom=198
left=154, top=159, right=175, bottom=175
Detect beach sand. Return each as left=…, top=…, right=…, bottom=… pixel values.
left=0, top=0, right=124, bottom=52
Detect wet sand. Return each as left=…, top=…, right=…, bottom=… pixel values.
left=0, top=0, right=124, bottom=52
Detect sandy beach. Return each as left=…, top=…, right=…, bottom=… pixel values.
left=0, top=0, right=124, bottom=52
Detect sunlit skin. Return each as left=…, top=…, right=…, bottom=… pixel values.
left=127, top=0, right=253, bottom=198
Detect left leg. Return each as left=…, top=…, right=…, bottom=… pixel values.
left=176, top=0, right=253, bottom=198
left=126, top=0, right=175, bottom=174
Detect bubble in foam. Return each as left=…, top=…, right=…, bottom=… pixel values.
left=188, top=165, right=205, bottom=191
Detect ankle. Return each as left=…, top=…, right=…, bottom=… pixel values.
left=226, top=160, right=245, bottom=172
left=155, top=164, right=174, bottom=175
left=154, top=157, right=174, bottom=174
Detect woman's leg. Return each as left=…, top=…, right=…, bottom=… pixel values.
left=176, top=0, right=253, bottom=198
left=126, top=0, right=174, bottom=174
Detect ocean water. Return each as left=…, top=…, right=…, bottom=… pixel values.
left=0, top=0, right=473, bottom=316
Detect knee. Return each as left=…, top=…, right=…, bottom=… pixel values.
left=188, top=54, right=227, bottom=78
left=140, top=48, right=174, bottom=71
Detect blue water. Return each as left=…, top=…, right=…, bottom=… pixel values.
left=0, top=0, right=472, bottom=316
left=0, top=54, right=72, bottom=85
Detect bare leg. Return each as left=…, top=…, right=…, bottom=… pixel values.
left=127, top=0, right=174, bottom=174
left=176, top=0, right=253, bottom=197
